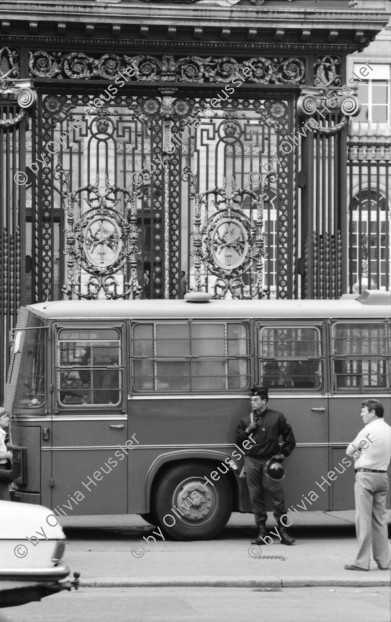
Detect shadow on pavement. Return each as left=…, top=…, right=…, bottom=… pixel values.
left=217, top=524, right=356, bottom=541
left=62, top=525, right=152, bottom=540
left=61, top=523, right=364, bottom=542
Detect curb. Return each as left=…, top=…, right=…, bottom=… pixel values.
left=281, top=577, right=391, bottom=587
left=79, top=576, right=391, bottom=589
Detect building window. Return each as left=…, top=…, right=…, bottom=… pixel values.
left=349, top=190, right=390, bottom=290
left=354, top=64, right=390, bottom=126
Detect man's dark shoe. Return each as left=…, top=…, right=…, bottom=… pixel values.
left=278, top=526, right=295, bottom=545
left=251, top=524, right=268, bottom=545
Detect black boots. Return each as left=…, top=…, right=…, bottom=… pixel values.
left=251, top=523, right=268, bottom=545
left=278, top=525, right=295, bottom=545
left=251, top=523, right=295, bottom=545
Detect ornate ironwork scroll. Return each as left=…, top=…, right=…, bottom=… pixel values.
left=63, top=178, right=142, bottom=299
left=29, top=52, right=305, bottom=85
left=314, top=55, right=342, bottom=88
left=0, top=47, right=19, bottom=80
left=191, top=177, right=270, bottom=299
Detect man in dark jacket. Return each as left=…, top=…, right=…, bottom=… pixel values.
left=236, top=386, right=296, bottom=545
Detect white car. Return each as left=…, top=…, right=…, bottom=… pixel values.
left=0, top=500, right=79, bottom=608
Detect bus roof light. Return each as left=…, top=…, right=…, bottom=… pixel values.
left=184, top=292, right=213, bottom=303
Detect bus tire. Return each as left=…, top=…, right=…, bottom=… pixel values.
left=152, top=463, right=233, bottom=541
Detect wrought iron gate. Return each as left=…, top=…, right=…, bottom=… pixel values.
left=32, top=91, right=295, bottom=301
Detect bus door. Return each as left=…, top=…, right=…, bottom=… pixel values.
left=328, top=318, right=391, bottom=510
left=51, top=324, right=128, bottom=514
left=255, top=321, right=329, bottom=510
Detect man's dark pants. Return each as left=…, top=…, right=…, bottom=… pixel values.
left=245, top=455, right=287, bottom=526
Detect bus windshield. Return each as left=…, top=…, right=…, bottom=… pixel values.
left=6, top=310, right=47, bottom=412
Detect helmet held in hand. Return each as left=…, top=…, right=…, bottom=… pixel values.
left=265, top=458, right=285, bottom=482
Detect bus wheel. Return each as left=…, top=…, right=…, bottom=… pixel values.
left=153, top=463, right=233, bottom=541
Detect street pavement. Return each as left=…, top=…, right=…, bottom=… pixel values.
left=3, top=587, right=391, bottom=622
left=57, top=510, right=391, bottom=589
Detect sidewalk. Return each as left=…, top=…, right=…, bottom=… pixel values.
left=58, top=511, right=391, bottom=588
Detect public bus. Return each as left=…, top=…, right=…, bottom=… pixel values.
left=4, top=290, right=391, bottom=540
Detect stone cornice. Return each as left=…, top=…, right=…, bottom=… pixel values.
left=0, top=35, right=367, bottom=55
left=0, top=1, right=389, bottom=28
left=1, top=1, right=388, bottom=54
left=1, top=5, right=389, bottom=23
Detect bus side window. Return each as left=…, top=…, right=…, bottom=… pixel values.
left=131, top=321, right=250, bottom=392
left=332, top=322, right=388, bottom=391
left=258, top=326, right=322, bottom=390
left=56, top=329, right=122, bottom=407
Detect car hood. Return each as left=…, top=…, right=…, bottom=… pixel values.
left=0, top=501, right=65, bottom=540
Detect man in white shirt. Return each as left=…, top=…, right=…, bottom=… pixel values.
left=345, top=399, right=391, bottom=571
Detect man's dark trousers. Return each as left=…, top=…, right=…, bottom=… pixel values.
left=245, top=455, right=287, bottom=526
